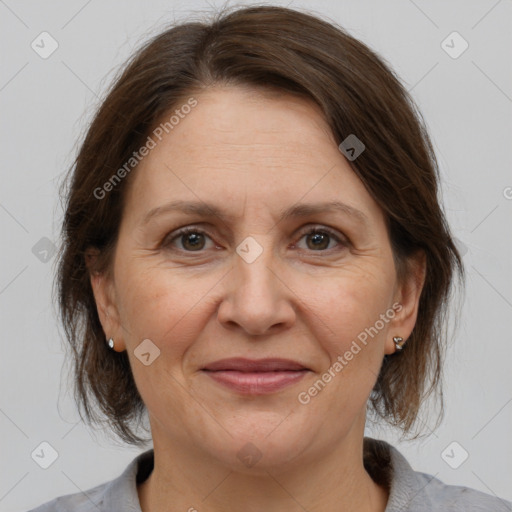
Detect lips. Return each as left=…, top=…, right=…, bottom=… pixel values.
left=201, top=358, right=310, bottom=395
left=202, top=357, right=309, bottom=372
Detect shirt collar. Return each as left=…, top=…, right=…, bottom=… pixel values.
left=364, top=437, right=435, bottom=511
left=102, top=448, right=154, bottom=511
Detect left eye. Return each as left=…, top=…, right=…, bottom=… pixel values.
left=295, top=228, right=345, bottom=251
left=163, top=226, right=346, bottom=252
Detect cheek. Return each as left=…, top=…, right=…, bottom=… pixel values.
left=115, top=260, right=219, bottom=353
left=309, top=267, right=394, bottom=346
left=296, top=275, right=393, bottom=421
left=302, top=269, right=394, bottom=415
left=114, top=265, right=212, bottom=416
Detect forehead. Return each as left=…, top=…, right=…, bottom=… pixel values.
left=123, top=86, right=384, bottom=227
left=153, top=86, right=337, bottom=167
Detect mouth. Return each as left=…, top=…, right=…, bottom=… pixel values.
left=201, top=358, right=311, bottom=395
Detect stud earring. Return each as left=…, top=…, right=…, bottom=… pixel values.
left=107, top=338, right=115, bottom=350
left=393, top=336, right=406, bottom=351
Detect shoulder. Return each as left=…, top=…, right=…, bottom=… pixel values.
left=410, top=469, right=512, bottom=511
left=26, top=449, right=154, bottom=512
left=364, top=437, right=512, bottom=512
left=26, top=482, right=107, bottom=512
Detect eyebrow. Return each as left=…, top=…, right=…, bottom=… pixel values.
left=141, top=199, right=369, bottom=227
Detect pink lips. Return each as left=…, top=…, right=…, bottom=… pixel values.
left=202, top=358, right=310, bottom=395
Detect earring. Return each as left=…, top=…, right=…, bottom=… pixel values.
left=107, top=338, right=115, bottom=350
left=393, top=336, right=406, bottom=351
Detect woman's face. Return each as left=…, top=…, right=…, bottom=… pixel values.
left=92, top=86, right=423, bottom=471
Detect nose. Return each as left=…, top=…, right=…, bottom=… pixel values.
left=217, top=244, right=296, bottom=337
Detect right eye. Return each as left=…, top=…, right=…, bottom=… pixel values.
left=162, top=227, right=216, bottom=252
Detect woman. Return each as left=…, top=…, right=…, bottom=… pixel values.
left=30, top=5, right=511, bottom=512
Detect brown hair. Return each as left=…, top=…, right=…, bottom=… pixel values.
left=56, top=5, right=464, bottom=446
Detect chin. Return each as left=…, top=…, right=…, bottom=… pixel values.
left=202, top=412, right=316, bottom=473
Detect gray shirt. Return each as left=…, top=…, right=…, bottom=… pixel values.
left=28, top=437, right=511, bottom=511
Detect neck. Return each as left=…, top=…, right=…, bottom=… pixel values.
left=138, top=424, right=389, bottom=512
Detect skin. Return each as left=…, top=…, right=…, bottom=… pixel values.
left=90, top=86, right=426, bottom=512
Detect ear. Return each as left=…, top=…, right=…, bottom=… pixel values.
left=384, top=250, right=427, bottom=355
left=85, top=247, right=126, bottom=352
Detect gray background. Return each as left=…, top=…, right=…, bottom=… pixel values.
left=1, top=0, right=511, bottom=510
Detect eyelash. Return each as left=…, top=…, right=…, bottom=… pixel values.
left=162, top=225, right=348, bottom=254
